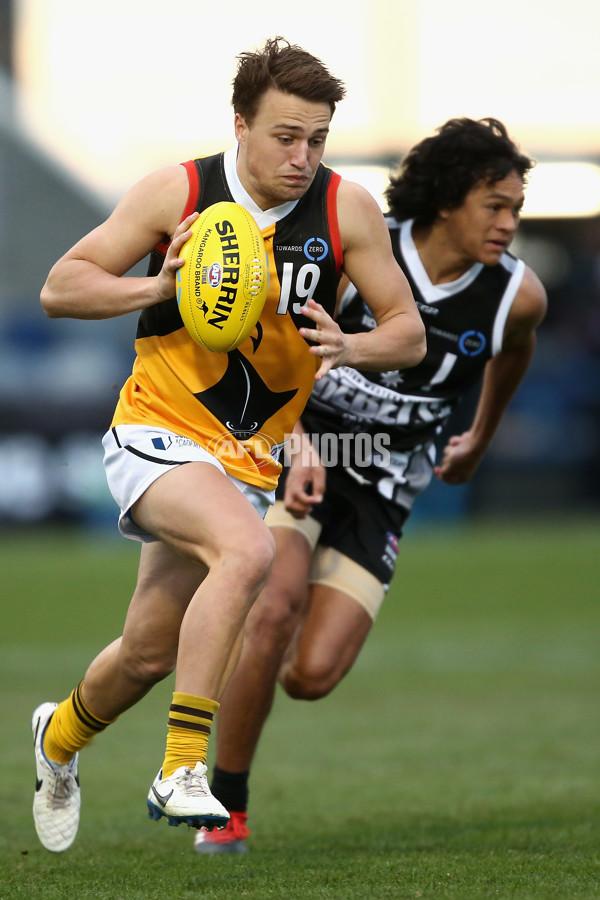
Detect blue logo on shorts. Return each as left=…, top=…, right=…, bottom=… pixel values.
left=152, top=436, right=172, bottom=451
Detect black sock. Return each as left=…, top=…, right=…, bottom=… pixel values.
left=210, top=766, right=250, bottom=813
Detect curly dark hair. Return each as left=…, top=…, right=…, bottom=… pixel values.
left=232, top=36, right=346, bottom=124
left=385, top=117, right=534, bottom=225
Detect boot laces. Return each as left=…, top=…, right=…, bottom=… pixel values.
left=50, top=768, right=78, bottom=808
left=180, top=765, right=210, bottom=798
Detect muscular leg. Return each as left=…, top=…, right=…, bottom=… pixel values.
left=35, top=460, right=276, bottom=847
left=195, top=541, right=379, bottom=850
left=214, top=526, right=313, bottom=773
left=279, top=582, right=374, bottom=701
left=80, top=541, right=207, bottom=721
left=131, top=461, right=276, bottom=702
left=47, top=460, right=274, bottom=771
left=79, top=461, right=275, bottom=721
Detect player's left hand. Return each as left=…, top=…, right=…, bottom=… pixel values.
left=299, top=299, right=351, bottom=380
left=433, top=431, right=485, bottom=484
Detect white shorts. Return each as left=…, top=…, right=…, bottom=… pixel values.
left=102, top=425, right=275, bottom=542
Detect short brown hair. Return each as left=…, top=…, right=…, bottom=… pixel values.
left=232, top=36, right=346, bottom=124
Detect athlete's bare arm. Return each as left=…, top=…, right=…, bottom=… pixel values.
left=40, top=166, right=194, bottom=320
left=281, top=419, right=326, bottom=519
left=299, top=181, right=426, bottom=379
left=435, top=266, right=547, bottom=484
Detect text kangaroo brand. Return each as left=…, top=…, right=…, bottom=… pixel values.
left=208, top=220, right=241, bottom=330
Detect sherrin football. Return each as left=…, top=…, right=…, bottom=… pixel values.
left=176, top=201, right=269, bottom=353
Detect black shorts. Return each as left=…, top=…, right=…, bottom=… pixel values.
left=276, top=463, right=410, bottom=586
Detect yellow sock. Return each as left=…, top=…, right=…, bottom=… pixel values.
left=162, top=693, right=219, bottom=778
left=43, top=682, right=114, bottom=765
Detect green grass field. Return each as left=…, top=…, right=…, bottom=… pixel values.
left=2, top=518, right=599, bottom=899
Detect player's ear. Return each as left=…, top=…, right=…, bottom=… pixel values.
left=234, top=113, right=249, bottom=144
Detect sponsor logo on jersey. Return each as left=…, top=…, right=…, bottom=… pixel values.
left=429, top=326, right=460, bottom=343
left=416, top=300, right=439, bottom=316
left=458, top=330, right=486, bottom=356
left=311, top=370, right=451, bottom=429
left=429, top=326, right=486, bottom=357
left=303, top=237, right=329, bottom=262
left=273, top=239, right=330, bottom=263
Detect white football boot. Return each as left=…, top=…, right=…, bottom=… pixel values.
left=147, top=761, right=229, bottom=829
left=32, top=702, right=81, bottom=852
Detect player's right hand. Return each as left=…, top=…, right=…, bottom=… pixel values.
left=434, top=431, right=485, bottom=484
left=155, top=212, right=199, bottom=303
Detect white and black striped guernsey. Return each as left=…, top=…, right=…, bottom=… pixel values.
left=301, top=217, right=525, bottom=508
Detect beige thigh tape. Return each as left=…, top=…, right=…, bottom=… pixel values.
left=264, top=501, right=385, bottom=621
left=308, top=545, right=385, bottom=621
left=264, top=499, right=322, bottom=551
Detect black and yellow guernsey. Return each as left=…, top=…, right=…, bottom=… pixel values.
left=112, top=148, right=343, bottom=491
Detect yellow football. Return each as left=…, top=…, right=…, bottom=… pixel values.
left=176, top=201, right=269, bottom=352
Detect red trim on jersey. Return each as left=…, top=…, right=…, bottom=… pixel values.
left=327, top=171, right=343, bottom=274
left=154, top=159, right=199, bottom=255
left=180, top=159, right=200, bottom=221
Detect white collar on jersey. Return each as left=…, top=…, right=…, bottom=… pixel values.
left=400, top=218, right=484, bottom=303
left=223, top=146, right=299, bottom=230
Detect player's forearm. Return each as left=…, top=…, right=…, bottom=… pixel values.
left=468, top=340, right=535, bottom=449
left=344, top=311, right=426, bottom=372
left=41, top=259, right=163, bottom=320
left=288, top=419, right=322, bottom=468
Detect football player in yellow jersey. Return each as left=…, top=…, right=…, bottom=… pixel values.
left=32, top=36, right=425, bottom=852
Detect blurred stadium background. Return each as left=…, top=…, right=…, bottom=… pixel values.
left=1, top=0, right=599, bottom=532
